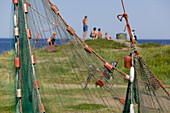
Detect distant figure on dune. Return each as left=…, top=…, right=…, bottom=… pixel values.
left=90, top=27, right=97, bottom=39
left=132, top=30, right=138, bottom=42
left=97, top=28, right=103, bottom=39
left=105, top=32, right=111, bottom=40
left=47, top=32, right=56, bottom=45
left=83, top=16, right=88, bottom=41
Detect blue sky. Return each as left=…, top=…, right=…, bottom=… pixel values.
left=0, top=0, right=170, bottom=39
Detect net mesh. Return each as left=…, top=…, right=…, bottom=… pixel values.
left=7, top=0, right=169, bottom=113
left=123, top=55, right=170, bottom=113
left=9, top=0, right=129, bottom=112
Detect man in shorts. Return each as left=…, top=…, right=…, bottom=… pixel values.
left=83, top=16, right=88, bottom=40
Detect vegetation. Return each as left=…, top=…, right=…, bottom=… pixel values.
left=137, top=42, right=162, bottom=48
left=0, top=39, right=169, bottom=112
left=85, top=40, right=170, bottom=85
left=67, top=103, right=106, bottom=110
left=85, top=39, right=128, bottom=49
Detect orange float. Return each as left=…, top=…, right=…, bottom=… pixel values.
left=14, top=58, right=20, bottom=67
left=124, top=55, right=132, bottom=68
left=96, top=79, right=104, bottom=87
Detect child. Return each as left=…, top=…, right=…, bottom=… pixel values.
left=105, top=32, right=111, bottom=40
left=47, top=32, right=56, bottom=45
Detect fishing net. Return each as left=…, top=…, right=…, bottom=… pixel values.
left=9, top=0, right=130, bottom=113
left=123, top=55, right=170, bottom=113
left=9, top=0, right=170, bottom=113
left=136, top=56, right=170, bottom=112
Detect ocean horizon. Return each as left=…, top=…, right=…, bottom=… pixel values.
left=0, top=38, right=170, bottom=55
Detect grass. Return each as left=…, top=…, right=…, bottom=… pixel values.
left=137, top=42, right=162, bottom=48
left=67, top=103, right=106, bottom=110
left=85, top=39, right=128, bottom=49
left=0, top=39, right=169, bottom=112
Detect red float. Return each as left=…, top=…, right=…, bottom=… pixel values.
left=104, top=62, right=113, bottom=70
left=14, top=58, right=20, bottom=67
left=51, top=5, right=60, bottom=14
left=33, top=80, right=40, bottom=89
left=67, top=26, right=75, bottom=35
left=96, top=79, right=104, bottom=87
left=32, top=55, right=36, bottom=65
left=120, top=98, right=125, bottom=104
left=84, top=45, right=93, bottom=53
left=36, top=80, right=40, bottom=89
left=36, top=33, right=41, bottom=41
left=124, top=55, right=132, bottom=68
left=27, top=29, right=32, bottom=39
left=13, top=0, right=18, bottom=4
left=39, top=104, right=45, bottom=113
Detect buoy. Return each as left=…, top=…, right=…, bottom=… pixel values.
left=13, top=0, right=18, bottom=4
left=96, top=79, right=104, bottom=87
left=130, top=104, right=134, bottom=113
left=130, top=67, right=134, bottom=83
left=67, top=26, right=75, bottom=35
left=124, top=75, right=130, bottom=80
left=36, top=80, right=40, bottom=89
left=104, top=62, right=113, bottom=70
left=24, top=4, right=28, bottom=13
left=32, top=55, right=36, bottom=65
left=17, top=89, right=21, bottom=98
left=36, top=33, right=41, bottom=41
left=33, top=80, right=40, bottom=89
left=14, top=15, right=17, bottom=27
left=51, top=5, right=60, bottom=14
left=84, top=45, right=93, bottom=53
left=120, top=98, right=125, bottom=104
left=124, top=55, right=132, bottom=68
left=39, top=104, right=45, bottom=113
left=14, top=58, right=20, bottom=67
left=14, top=28, right=19, bottom=36
left=27, top=29, right=32, bottom=39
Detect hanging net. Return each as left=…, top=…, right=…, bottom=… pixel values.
left=8, top=0, right=170, bottom=113
left=9, top=0, right=131, bottom=112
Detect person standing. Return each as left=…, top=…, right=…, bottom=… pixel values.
left=83, top=16, right=88, bottom=40
left=90, top=27, right=97, bottom=39
left=132, top=30, right=138, bottom=42
left=97, top=28, right=103, bottom=39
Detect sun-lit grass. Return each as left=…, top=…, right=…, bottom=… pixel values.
left=67, top=103, right=107, bottom=110
left=85, top=39, right=128, bottom=49
left=137, top=42, right=162, bottom=48
left=0, top=40, right=169, bottom=112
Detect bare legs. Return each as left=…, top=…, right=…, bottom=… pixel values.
left=83, top=31, right=87, bottom=41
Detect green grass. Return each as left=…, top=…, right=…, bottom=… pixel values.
left=138, top=45, right=170, bottom=84
left=137, top=42, right=162, bottom=48
left=85, top=39, right=128, bottom=49
left=67, top=103, right=106, bottom=110
left=0, top=40, right=169, bottom=112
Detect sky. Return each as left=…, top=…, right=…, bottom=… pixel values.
left=0, top=0, right=170, bottom=39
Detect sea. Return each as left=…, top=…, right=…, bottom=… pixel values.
left=0, top=38, right=170, bottom=54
